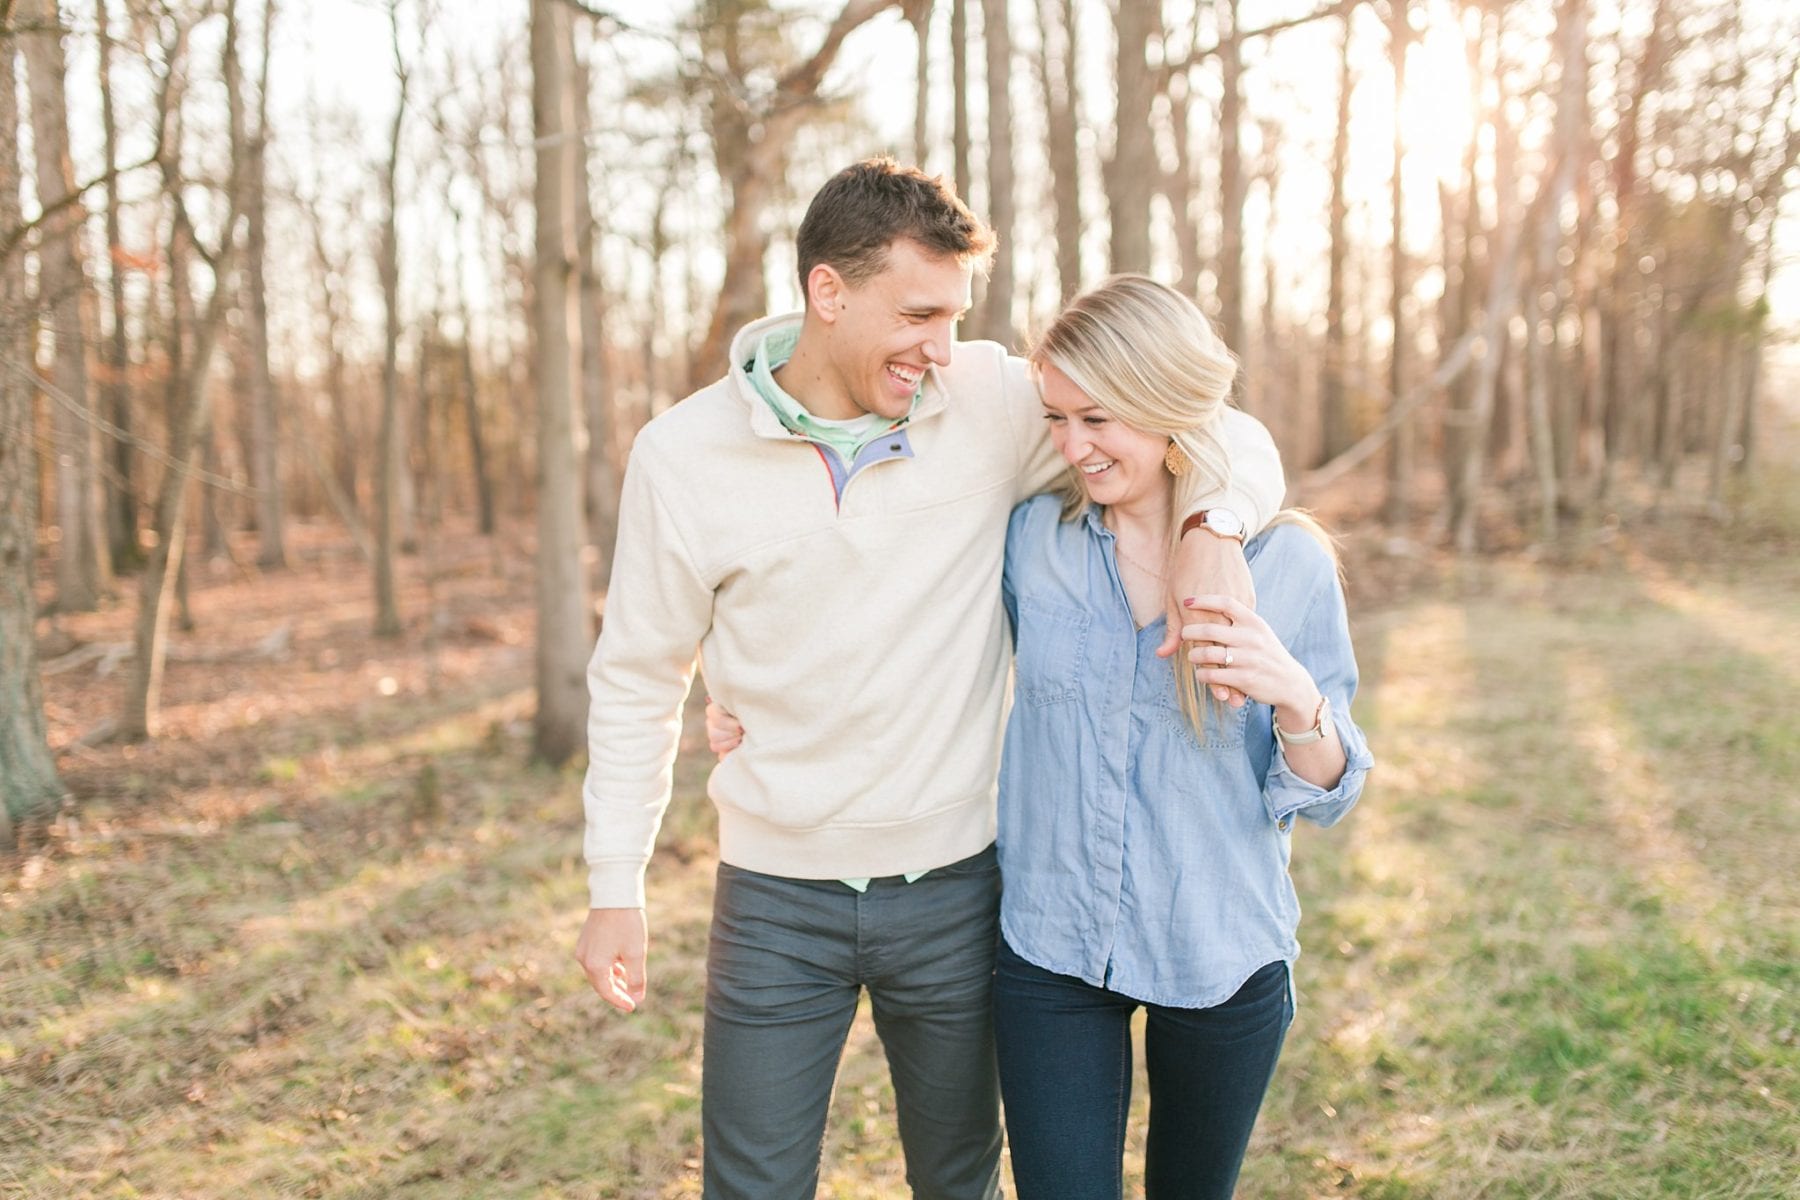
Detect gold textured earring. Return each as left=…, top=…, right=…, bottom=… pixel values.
left=1164, top=441, right=1190, bottom=477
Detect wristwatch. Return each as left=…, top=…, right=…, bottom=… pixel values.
left=1274, top=695, right=1331, bottom=745
left=1179, top=508, right=1247, bottom=544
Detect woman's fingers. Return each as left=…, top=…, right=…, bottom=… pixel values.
left=1183, top=593, right=1258, bottom=624
left=1179, top=621, right=1241, bottom=645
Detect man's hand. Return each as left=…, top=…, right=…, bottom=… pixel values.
left=575, top=907, right=649, bottom=1013
left=1156, top=528, right=1256, bottom=705
left=704, top=696, right=743, bottom=760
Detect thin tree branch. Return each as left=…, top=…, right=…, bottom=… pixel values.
left=1295, top=330, right=1479, bottom=497
left=1161, top=0, right=1354, bottom=85
left=0, top=153, right=159, bottom=261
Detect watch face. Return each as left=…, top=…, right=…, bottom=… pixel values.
left=1205, top=509, right=1245, bottom=538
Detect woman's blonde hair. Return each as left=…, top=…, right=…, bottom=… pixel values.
left=1027, top=274, right=1340, bottom=740
left=1028, top=274, right=1238, bottom=528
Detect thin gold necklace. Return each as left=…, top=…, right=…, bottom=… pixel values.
left=1113, top=539, right=1167, bottom=580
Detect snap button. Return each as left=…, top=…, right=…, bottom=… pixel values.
left=1277, top=818, right=1291, bottom=832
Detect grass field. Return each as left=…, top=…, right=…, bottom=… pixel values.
left=4, top=488, right=1797, bottom=1198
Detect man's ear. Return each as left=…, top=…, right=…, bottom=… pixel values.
left=807, top=263, right=845, bottom=324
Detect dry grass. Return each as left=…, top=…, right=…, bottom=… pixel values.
left=5, top=470, right=1799, bottom=1196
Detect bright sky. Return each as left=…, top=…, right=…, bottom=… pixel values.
left=36, top=0, right=1795, bottom=356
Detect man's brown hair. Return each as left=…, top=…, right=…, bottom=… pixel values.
left=794, top=157, right=996, bottom=301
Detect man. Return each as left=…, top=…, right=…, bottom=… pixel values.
left=574, top=158, right=1285, bottom=1199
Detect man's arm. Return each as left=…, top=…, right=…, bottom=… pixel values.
left=574, top=439, right=713, bottom=1013
left=1156, top=407, right=1287, bottom=691
left=998, top=351, right=1288, bottom=683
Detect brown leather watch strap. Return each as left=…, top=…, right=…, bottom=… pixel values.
left=1179, top=510, right=1245, bottom=544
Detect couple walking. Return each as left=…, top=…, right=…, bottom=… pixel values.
left=574, top=158, right=1373, bottom=1199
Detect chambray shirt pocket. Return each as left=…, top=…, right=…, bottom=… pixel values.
left=1013, top=596, right=1090, bottom=706
left=1155, top=666, right=1250, bottom=749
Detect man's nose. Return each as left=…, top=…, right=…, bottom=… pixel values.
left=921, top=320, right=954, bottom=367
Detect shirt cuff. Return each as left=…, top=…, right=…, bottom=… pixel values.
left=1263, top=719, right=1374, bottom=826
left=587, top=862, right=648, bottom=910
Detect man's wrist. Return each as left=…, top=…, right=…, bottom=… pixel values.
left=1179, top=508, right=1247, bottom=544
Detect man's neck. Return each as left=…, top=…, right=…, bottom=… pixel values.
left=772, top=324, right=861, bottom=421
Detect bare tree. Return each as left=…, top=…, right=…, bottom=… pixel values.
left=691, top=0, right=901, bottom=383
left=20, top=0, right=106, bottom=611
left=121, top=0, right=248, bottom=740
left=1320, top=12, right=1353, bottom=464
left=1384, top=0, right=1410, bottom=526
left=1034, top=0, right=1081, bottom=304
left=1105, top=0, right=1155, bottom=274
left=951, top=0, right=971, bottom=200
left=1595, top=0, right=1672, bottom=498
left=532, top=0, right=592, bottom=766
left=373, top=0, right=410, bottom=638
left=1523, top=0, right=1588, bottom=539
left=908, top=0, right=932, bottom=167
left=1216, top=0, right=1246, bottom=361
left=450, top=200, right=495, bottom=537
left=95, top=0, right=139, bottom=571
left=571, top=26, right=618, bottom=584
left=243, top=0, right=285, bottom=567
left=1, top=36, right=66, bottom=839
left=977, top=0, right=1014, bottom=345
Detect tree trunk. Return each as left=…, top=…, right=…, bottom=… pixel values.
left=122, top=0, right=246, bottom=741
left=1164, top=67, right=1203, bottom=305
left=690, top=0, right=899, bottom=382
left=1319, top=14, right=1353, bottom=464
left=1034, top=0, right=1081, bottom=305
left=21, top=0, right=105, bottom=611
left=1, top=39, right=66, bottom=838
left=244, top=0, right=285, bottom=568
left=1596, top=0, right=1671, bottom=499
left=978, top=0, right=1014, bottom=346
left=1524, top=0, right=1587, bottom=539
left=571, top=29, right=617, bottom=585
left=1384, top=0, right=1411, bottom=528
left=451, top=203, right=495, bottom=536
left=952, top=0, right=971, bottom=201
left=1105, top=0, right=1155, bottom=274
left=373, top=0, right=408, bottom=639
left=307, top=195, right=359, bottom=507
left=95, top=0, right=139, bottom=572
left=1453, top=132, right=1523, bottom=553
left=1216, top=0, right=1245, bottom=363
left=531, top=0, right=592, bottom=766
left=910, top=0, right=931, bottom=167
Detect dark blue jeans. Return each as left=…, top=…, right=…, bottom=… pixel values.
left=702, top=847, right=1004, bottom=1200
left=993, top=938, right=1292, bottom=1200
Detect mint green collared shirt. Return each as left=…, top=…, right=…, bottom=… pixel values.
left=745, top=327, right=929, bottom=892
left=749, top=326, right=918, bottom=464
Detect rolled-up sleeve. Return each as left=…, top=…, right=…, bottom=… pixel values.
left=1261, top=567, right=1373, bottom=828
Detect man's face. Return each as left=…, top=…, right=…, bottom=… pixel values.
left=820, top=239, right=973, bottom=422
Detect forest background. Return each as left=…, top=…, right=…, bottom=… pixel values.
left=2, top=0, right=1796, bottom=1196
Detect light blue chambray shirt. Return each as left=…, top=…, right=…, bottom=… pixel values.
left=998, top=496, right=1375, bottom=1009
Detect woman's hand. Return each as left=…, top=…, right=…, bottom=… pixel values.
left=1180, top=594, right=1321, bottom=726
left=703, top=696, right=744, bottom=760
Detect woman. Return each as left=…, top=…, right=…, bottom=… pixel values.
left=708, top=275, right=1372, bottom=1199
left=994, top=274, right=1371, bottom=1199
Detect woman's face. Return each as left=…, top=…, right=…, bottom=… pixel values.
left=1037, top=362, right=1170, bottom=510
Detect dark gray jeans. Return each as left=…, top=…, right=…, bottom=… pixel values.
left=702, top=844, right=1004, bottom=1200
